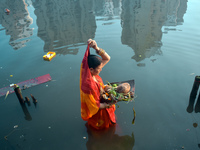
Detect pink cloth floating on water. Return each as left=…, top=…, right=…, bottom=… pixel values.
left=0, top=74, right=51, bottom=97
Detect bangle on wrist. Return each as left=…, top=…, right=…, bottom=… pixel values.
left=96, top=48, right=105, bottom=56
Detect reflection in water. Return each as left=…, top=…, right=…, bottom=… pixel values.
left=32, top=0, right=123, bottom=54
left=86, top=124, right=135, bottom=150
left=121, top=0, right=187, bottom=63
left=20, top=102, right=32, bottom=121
left=164, top=0, right=187, bottom=26
left=0, top=0, right=33, bottom=50
left=0, top=0, right=188, bottom=57
left=94, top=0, right=122, bottom=20
left=32, top=0, right=96, bottom=55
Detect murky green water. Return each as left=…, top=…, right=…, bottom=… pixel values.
left=1, top=0, right=200, bottom=149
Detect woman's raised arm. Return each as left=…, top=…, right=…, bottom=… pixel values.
left=87, top=39, right=110, bottom=67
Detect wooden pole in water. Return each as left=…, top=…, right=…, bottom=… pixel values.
left=195, top=91, right=200, bottom=113
left=14, top=84, right=24, bottom=104
left=13, top=84, right=32, bottom=120
left=25, top=96, right=31, bottom=106
left=30, top=94, right=37, bottom=107
left=187, top=76, right=200, bottom=113
left=190, top=76, right=200, bottom=99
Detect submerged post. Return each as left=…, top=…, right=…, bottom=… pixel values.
left=14, top=84, right=24, bottom=104
left=190, top=76, right=200, bottom=99
left=187, top=76, right=200, bottom=113
left=25, top=96, right=31, bottom=106
left=30, top=94, right=37, bottom=107
left=13, top=84, right=32, bottom=120
left=195, top=89, right=200, bottom=113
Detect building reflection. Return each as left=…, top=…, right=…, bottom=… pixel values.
left=32, top=0, right=96, bottom=55
left=1, top=0, right=187, bottom=57
left=94, top=0, right=122, bottom=20
left=0, top=0, right=33, bottom=50
left=121, top=0, right=187, bottom=63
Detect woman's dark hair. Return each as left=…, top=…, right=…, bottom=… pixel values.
left=88, top=55, right=102, bottom=69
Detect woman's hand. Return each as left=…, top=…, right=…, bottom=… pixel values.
left=87, top=39, right=99, bottom=51
left=100, top=100, right=117, bottom=109
left=87, top=39, right=110, bottom=67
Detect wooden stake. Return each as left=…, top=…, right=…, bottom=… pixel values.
left=14, top=84, right=24, bottom=104
left=187, top=76, right=200, bottom=113
left=25, top=96, right=31, bottom=106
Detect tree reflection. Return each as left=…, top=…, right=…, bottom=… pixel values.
left=86, top=124, right=135, bottom=150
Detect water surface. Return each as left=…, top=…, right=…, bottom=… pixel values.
left=0, top=0, right=200, bottom=149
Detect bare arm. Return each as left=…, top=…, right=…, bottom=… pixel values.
left=87, top=39, right=110, bottom=67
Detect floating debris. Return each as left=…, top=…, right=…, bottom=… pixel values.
left=4, top=128, right=17, bottom=140
left=4, top=91, right=9, bottom=100
left=193, top=123, right=198, bottom=128
left=43, top=52, right=56, bottom=61
left=132, top=107, right=136, bottom=124
left=14, top=125, right=18, bottom=128
left=150, top=59, right=157, bottom=62
left=0, top=74, right=52, bottom=98
left=83, top=137, right=86, bottom=139
left=137, top=63, right=145, bottom=67
left=102, top=22, right=115, bottom=25
left=189, top=73, right=195, bottom=76
left=22, top=85, right=28, bottom=90
left=4, top=8, right=10, bottom=14
left=10, top=75, right=13, bottom=77
left=10, top=83, right=14, bottom=87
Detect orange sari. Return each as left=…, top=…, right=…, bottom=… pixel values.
left=80, top=44, right=116, bottom=130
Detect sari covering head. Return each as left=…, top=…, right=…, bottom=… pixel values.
left=80, top=44, right=116, bottom=130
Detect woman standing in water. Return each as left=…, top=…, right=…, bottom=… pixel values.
left=80, top=39, right=116, bottom=130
